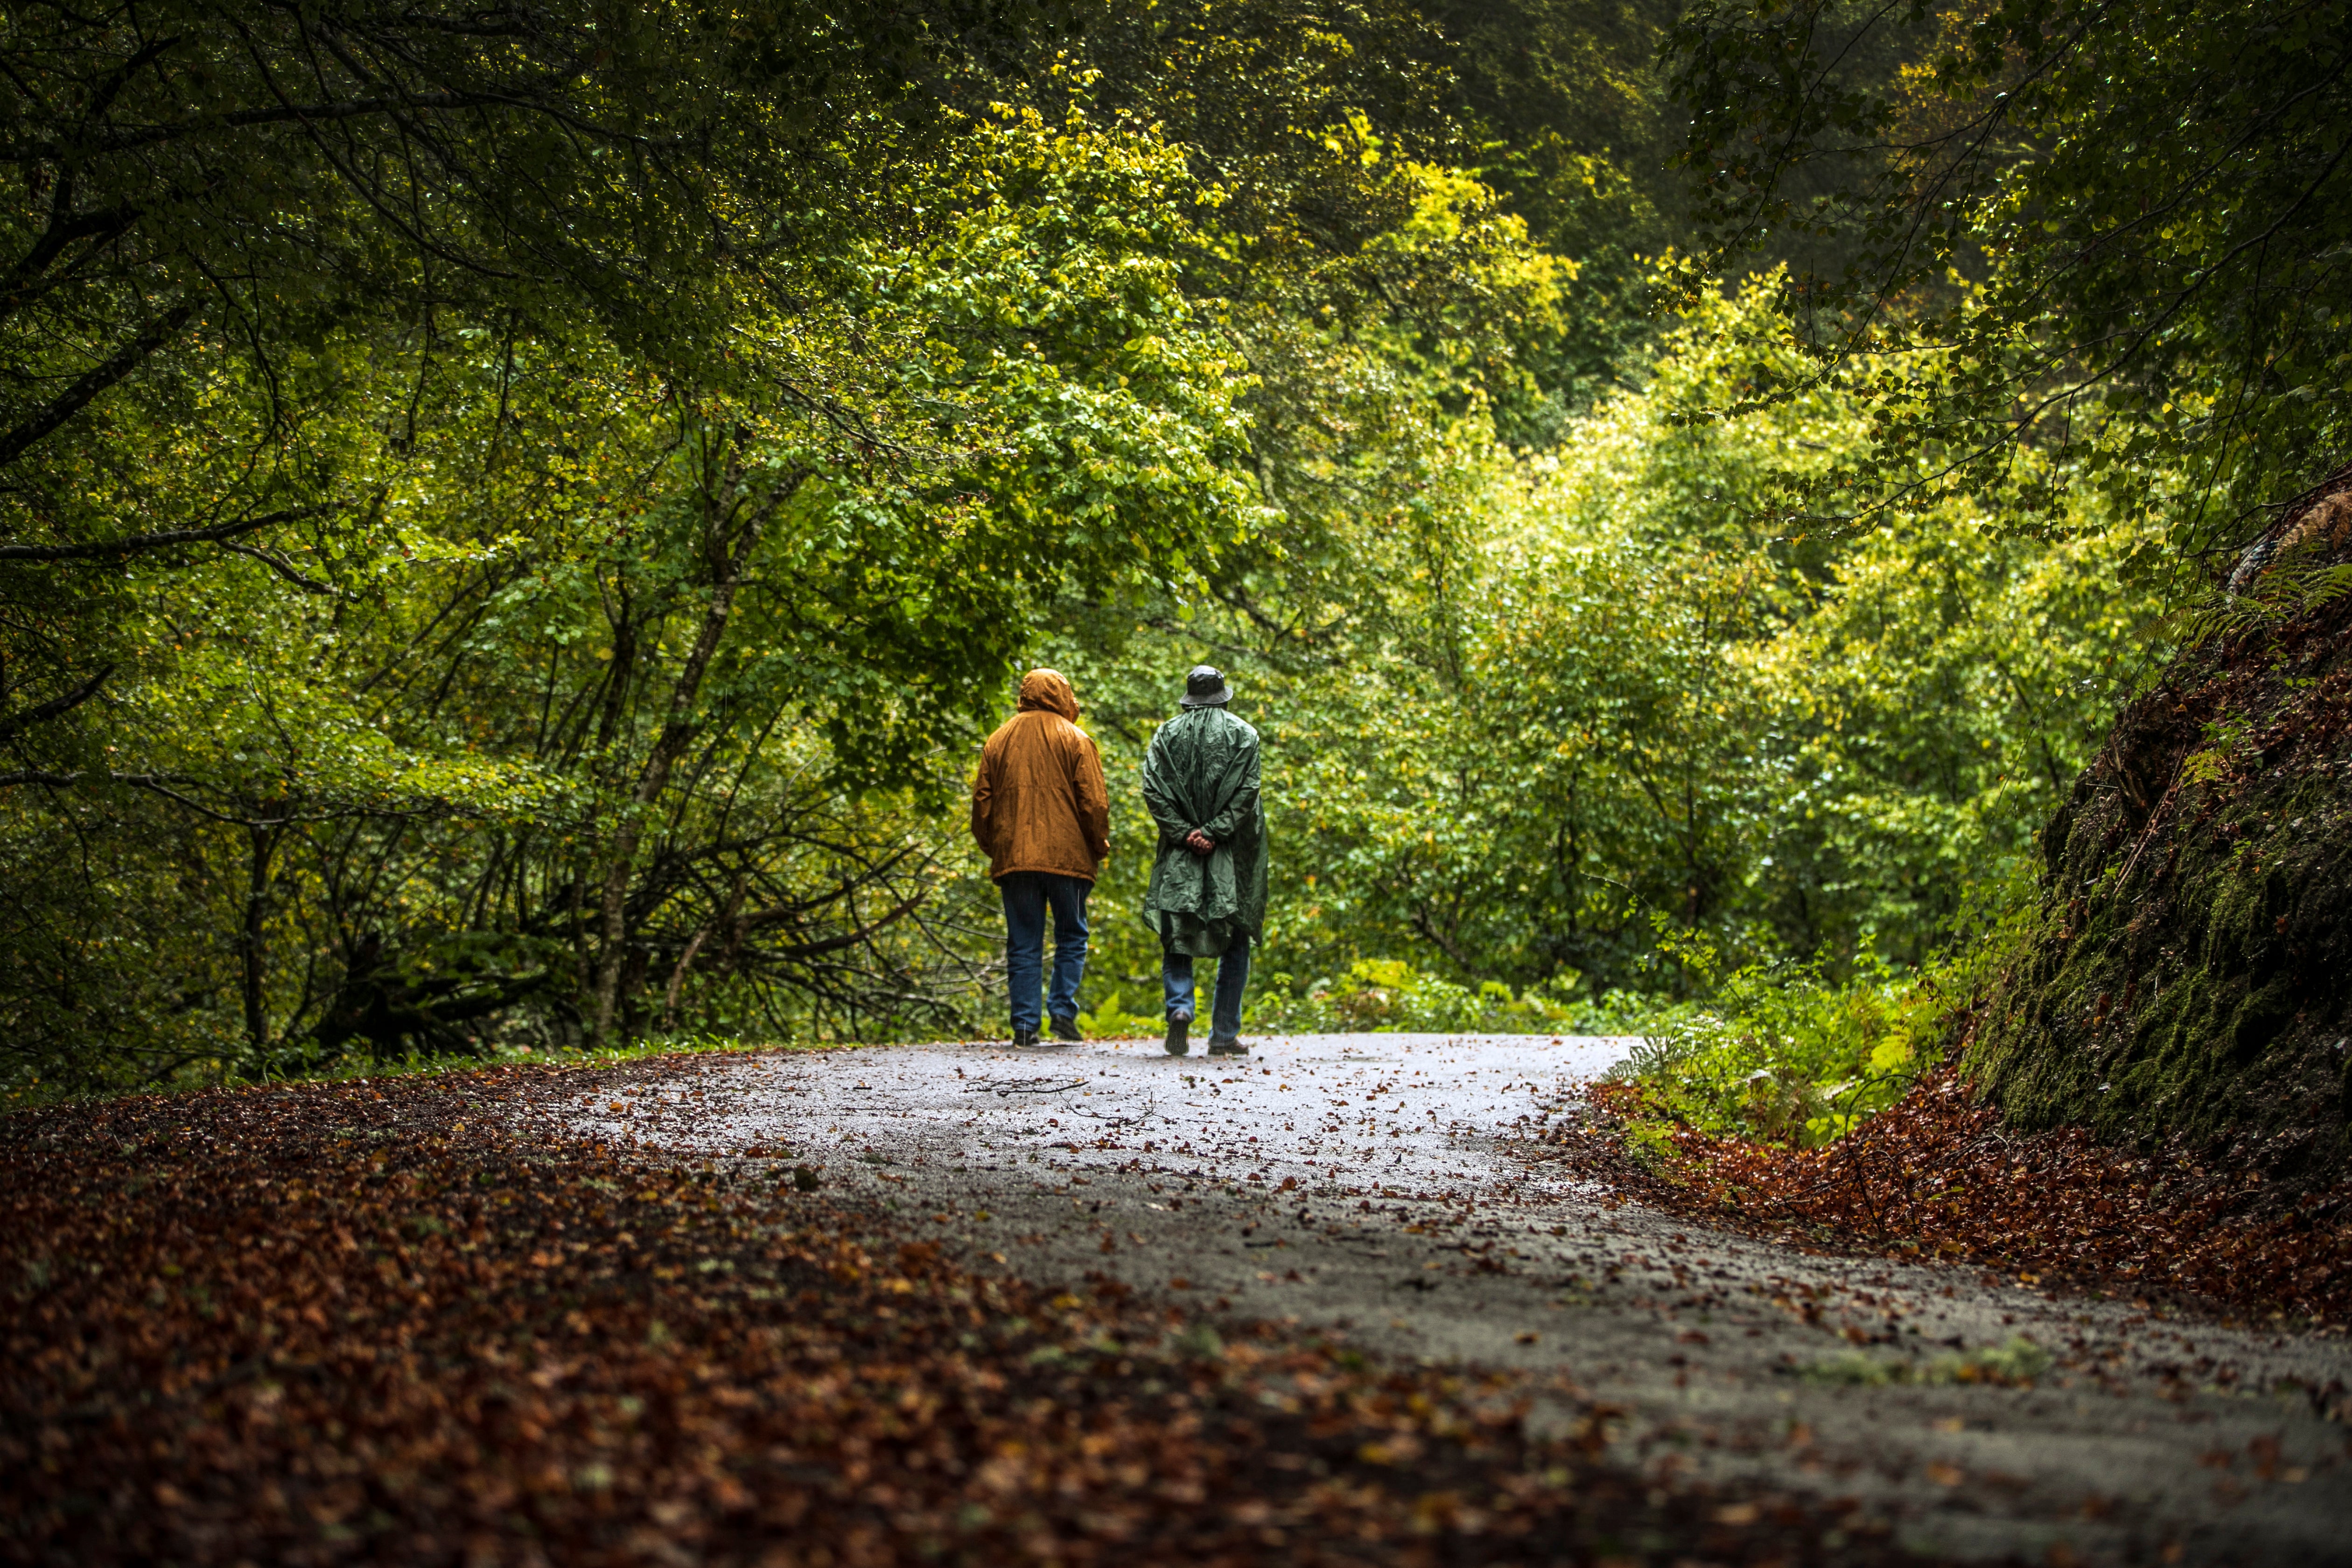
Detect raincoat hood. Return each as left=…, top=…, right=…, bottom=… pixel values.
left=1016, top=669, right=1079, bottom=722
left=970, top=669, right=1108, bottom=883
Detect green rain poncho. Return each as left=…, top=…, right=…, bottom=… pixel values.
left=1139, top=706, right=1268, bottom=957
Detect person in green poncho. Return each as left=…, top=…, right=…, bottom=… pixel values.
left=1140, top=665, right=1268, bottom=1057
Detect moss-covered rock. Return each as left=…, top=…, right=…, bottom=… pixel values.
left=1969, top=589, right=2352, bottom=1191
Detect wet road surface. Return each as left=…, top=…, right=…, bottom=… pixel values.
left=537, top=1033, right=2352, bottom=1566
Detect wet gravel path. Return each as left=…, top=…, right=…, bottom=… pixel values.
left=538, top=1033, right=2352, bottom=1566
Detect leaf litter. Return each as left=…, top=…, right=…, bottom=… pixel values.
left=1, top=1061, right=1930, bottom=1565
left=1541, top=1068, right=2352, bottom=1337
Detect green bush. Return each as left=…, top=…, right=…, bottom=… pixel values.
left=1610, top=864, right=2035, bottom=1146
left=1075, top=958, right=1583, bottom=1037
left=1613, top=950, right=1939, bottom=1146
left=1074, top=989, right=1159, bottom=1040
left=1244, top=958, right=1577, bottom=1035
left=1080, top=959, right=1690, bottom=1040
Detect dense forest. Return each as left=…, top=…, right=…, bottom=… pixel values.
left=5, top=0, right=2349, bottom=1142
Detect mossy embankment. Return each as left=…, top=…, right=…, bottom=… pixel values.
left=1970, top=577, right=2352, bottom=1195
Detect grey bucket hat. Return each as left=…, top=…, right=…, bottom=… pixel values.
left=1179, top=665, right=1231, bottom=708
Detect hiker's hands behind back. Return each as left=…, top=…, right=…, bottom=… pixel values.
left=1185, top=830, right=1215, bottom=855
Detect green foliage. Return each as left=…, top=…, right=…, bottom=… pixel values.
left=1, top=92, right=1264, bottom=1089
left=3, top=0, right=1619, bottom=1092
left=1616, top=938, right=1945, bottom=1147
left=1423, top=0, right=1688, bottom=436
left=1, top=0, right=2195, bottom=1146
left=1244, top=958, right=1577, bottom=1036
left=1665, top=0, right=2352, bottom=544
left=1072, top=989, right=1154, bottom=1041
left=1612, top=861, right=2038, bottom=1146
left=1058, top=276, right=2157, bottom=1027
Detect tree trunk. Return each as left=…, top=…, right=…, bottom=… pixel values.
left=663, top=875, right=745, bottom=1030
left=588, top=444, right=808, bottom=1049
left=241, top=824, right=280, bottom=1057
left=575, top=585, right=636, bottom=1004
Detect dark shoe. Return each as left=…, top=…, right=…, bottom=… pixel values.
left=1013, top=1027, right=1039, bottom=1048
left=1049, top=1014, right=1082, bottom=1043
left=1163, top=1012, right=1191, bottom=1057
left=1207, top=1036, right=1248, bottom=1057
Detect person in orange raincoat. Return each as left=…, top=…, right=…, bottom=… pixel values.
left=970, top=669, right=1111, bottom=1047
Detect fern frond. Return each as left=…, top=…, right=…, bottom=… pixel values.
left=2144, top=560, right=2352, bottom=650
left=2290, top=561, right=2352, bottom=613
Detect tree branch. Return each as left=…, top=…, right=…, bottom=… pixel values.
left=1, top=89, right=599, bottom=162
left=216, top=538, right=345, bottom=595
left=754, top=895, right=927, bottom=962
left=0, top=502, right=338, bottom=562
left=0, top=142, right=142, bottom=322
left=0, top=768, right=193, bottom=794
left=0, top=663, right=113, bottom=742
left=0, top=300, right=196, bottom=470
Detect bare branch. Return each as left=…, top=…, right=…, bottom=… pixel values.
left=759, top=895, right=927, bottom=962
left=0, top=88, right=634, bottom=163
left=216, top=539, right=346, bottom=595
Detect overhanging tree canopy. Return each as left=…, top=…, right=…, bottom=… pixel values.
left=1666, top=0, right=2352, bottom=549
left=0, top=0, right=1059, bottom=749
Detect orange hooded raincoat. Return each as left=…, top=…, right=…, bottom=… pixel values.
left=970, top=669, right=1111, bottom=882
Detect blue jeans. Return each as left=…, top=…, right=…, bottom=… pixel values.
left=1163, top=930, right=1250, bottom=1043
left=1000, top=872, right=1091, bottom=1031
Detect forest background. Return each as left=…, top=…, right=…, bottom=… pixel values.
left=6, top=0, right=2345, bottom=1150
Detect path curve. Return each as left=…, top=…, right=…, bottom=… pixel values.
left=541, top=1033, right=2352, bottom=1567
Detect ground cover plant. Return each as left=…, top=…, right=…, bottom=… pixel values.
left=1603, top=859, right=2043, bottom=1150
left=0, top=1057, right=1924, bottom=1567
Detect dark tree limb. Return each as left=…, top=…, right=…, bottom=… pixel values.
left=0, top=768, right=199, bottom=795
left=756, top=894, right=926, bottom=961
left=0, top=198, right=141, bottom=325
left=216, top=539, right=344, bottom=595
left=589, top=454, right=812, bottom=1046
left=0, top=502, right=339, bottom=562
left=0, top=300, right=196, bottom=470
left=0, top=89, right=590, bottom=163
left=0, top=662, right=113, bottom=741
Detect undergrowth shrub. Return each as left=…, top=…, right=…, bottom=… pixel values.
left=1079, top=958, right=1728, bottom=1041
left=1265, top=959, right=1580, bottom=1034
left=1610, top=865, right=2035, bottom=1147
left=1613, top=949, right=1942, bottom=1146
left=1082, top=958, right=1586, bottom=1037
